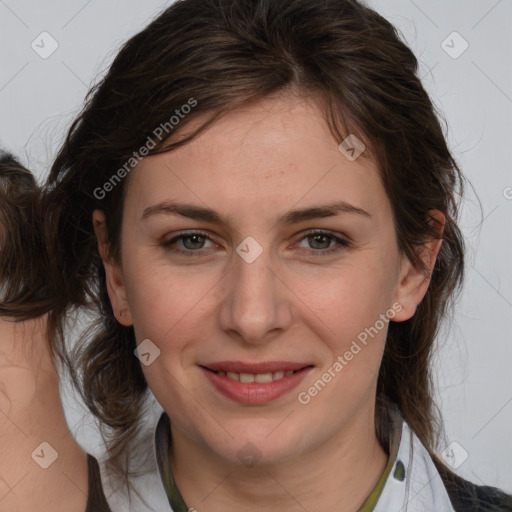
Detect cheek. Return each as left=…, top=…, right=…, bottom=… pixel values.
left=122, top=251, right=218, bottom=357
left=303, top=251, right=400, bottom=392
left=309, top=255, right=398, bottom=337
left=125, top=267, right=185, bottom=342
left=123, top=262, right=203, bottom=413
left=294, top=267, right=395, bottom=413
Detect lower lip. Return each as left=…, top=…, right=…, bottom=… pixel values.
left=201, top=366, right=312, bottom=405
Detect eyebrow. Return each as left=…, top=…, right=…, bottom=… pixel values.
left=141, top=200, right=371, bottom=226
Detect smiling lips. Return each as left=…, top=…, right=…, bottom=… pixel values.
left=200, top=361, right=313, bottom=404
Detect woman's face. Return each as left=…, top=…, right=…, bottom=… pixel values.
left=97, top=93, right=434, bottom=466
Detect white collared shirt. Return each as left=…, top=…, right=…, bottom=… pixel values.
left=374, top=420, right=455, bottom=511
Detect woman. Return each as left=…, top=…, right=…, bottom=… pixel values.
left=42, top=0, right=512, bottom=510
left=0, top=151, right=111, bottom=511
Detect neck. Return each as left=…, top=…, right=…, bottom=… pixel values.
left=169, top=401, right=387, bottom=512
left=0, top=316, right=88, bottom=512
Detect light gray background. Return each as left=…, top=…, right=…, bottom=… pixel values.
left=0, top=0, right=511, bottom=494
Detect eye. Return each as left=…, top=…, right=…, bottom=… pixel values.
left=161, top=229, right=351, bottom=258
left=295, top=230, right=351, bottom=256
left=161, top=231, right=219, bottom=257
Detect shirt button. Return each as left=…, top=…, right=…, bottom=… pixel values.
left=393, top=460, right=405, bottom=481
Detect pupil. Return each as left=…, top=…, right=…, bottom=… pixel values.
left=311, top=234, right=329, bottom=249
left=185, top=235, right=204, bottom=250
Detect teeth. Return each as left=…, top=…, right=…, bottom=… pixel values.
left=216, top=369, right=298, bottom=382
left=255, top=373, right=273, bottom=383
left=239, top=373, right=255, bottom=383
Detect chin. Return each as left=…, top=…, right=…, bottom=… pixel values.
left=201, top=422, right=309, bottom=467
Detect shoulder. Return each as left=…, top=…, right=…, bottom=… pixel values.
left=379, top=403, right=512, bottom=512
left=433, top=458, right=512, bottom=512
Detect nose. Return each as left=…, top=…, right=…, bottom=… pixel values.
left=218, top=243, right=292, bottom=346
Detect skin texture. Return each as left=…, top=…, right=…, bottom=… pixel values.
left=94, top=92, right=444, bottom=511
left=0, top=316, right=88, bottom=512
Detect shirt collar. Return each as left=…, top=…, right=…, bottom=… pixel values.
left=372, top=402, right=455, bottom=511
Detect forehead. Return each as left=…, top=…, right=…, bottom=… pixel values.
left=126, top=93, right=385, bottom=222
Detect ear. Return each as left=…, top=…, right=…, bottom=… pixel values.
left=92, top=210, right=133, bottom=326
left=391, top=210, right=445, bottom=322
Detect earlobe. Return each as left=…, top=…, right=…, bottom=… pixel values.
left=92, top=210, right=133, bottom=326
left=391, top=210, right=445, bottom=322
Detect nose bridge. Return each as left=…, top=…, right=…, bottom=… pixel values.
left=220, top=240, right=290, bottom=344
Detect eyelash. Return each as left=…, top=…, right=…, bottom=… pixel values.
left=161, top=230, right=351, bottom=258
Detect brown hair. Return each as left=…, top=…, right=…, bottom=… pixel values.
left=0, top=151, right=69, bottom=366
left=0, top=153, right=54, bottom=318
left=44, top=0, right=465, bottom=484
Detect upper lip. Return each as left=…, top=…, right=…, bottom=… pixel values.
left=201, top=361, right=312, bottom=373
